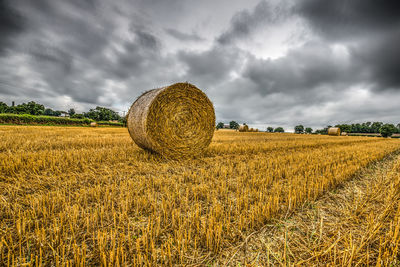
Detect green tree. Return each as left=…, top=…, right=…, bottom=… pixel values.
left=216, top=122, right=224, bottom=130
left=12, top=101, right=45, bottom=115
left=380, top=124, right=397, bottom=138
left=0, top=102, right=8, bottom=113
left=44, top=108, right=53, bottom=116
left=68, top=108, right=76, bottom=116
left=305, top=127, right=313, bottom=134
left=26, top=101, right=45, bottom=115
left=274, top=127, right=284, bottom=133
left=229, top=121, right=239, bottom=130
left=71, top=114, right=84, bottom=119
left=43, top=108, right=61, bottom=116
left=397, top=123, right=400, bottom=133
left=371, top=122, right=384, bottom=133
left=119, top=115, right=128, bottom=127
left=335, top=124, right=352, bottom=133
left=267, top=127, right=274, bottom=132
left=294, top=125, right=304, bottom=134
left=84, top=106, right=121, bottom=121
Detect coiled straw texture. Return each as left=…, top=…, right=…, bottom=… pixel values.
left=127, top=83, right=215, bottom=158
left=328, top=127, right=341, bottom=136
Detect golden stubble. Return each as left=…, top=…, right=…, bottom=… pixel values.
left=0, top=126, right=399, bottom=266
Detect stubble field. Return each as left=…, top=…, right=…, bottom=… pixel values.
left=1, top=126, right=400, bottom=266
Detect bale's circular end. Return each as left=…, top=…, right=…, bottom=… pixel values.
left=328, top=127, right=341, bottom=136
left=127, top=83, right=215, bottom=158
left=238, top=125, right=249, bottom=132
left=90, top=122, right=97, bottom=127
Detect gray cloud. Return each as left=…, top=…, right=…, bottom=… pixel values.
left=351, top=30, right=400, bottom=91
left=0, top=0, right=26, bottom=54
left=165, top=28, right=204, bottom=42
left=296, top=0, right=400, bottom=40
left=295, top=0, right=400, bottom=93
left=217, top=0, right=289, bottom=45
left=0, top=0, right=399, bottom=130
left=178, top=46, right=246, bottom=88
left=243, top=42, right=355, bottom=95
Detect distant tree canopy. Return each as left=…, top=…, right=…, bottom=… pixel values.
left=71, top=113, right=84, bottom=119
left=315, top=121, right=400, bottom=135
left=0, top=101, right=122, bottom=122
left=84, top=106, right=121, bottom=121
left=380, top=124, right=397, bottom=138
left=0, top=101, right=45, bottom=115
left=334, top=122, right=385, bottom=134
left=0, top=102, right=8, bottom=113
left=267, top=127, right=274, bottom=132
left=305, top=127, right=313, bottom=134
left=229, top=121, right=239, bottom=130
left=274, top=127, right=285, bottom=133
left=68, top=108, right=76, bottom=116
left=216, top=122, right=224, bottom=129
left=44, top=108, right=62, bottom=117
left=294, top=125, right=304, bottom=134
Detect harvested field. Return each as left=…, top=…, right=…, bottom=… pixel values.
left=1, top=126, right=400, bottom=266
left=221, top=153, right=400, bottom=266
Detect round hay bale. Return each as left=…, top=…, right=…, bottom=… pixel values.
left=341, top=132, right=348, bottom=136
left=255, top=128, right=259, bottom=132
left=238, top=125, right=249, bottom=132
left=249, top=128, right=254, bottom=132
left=90, top=122, right=97, bottom=127
left=328, top=127, right=341, bottom=136
left=127, top=83, right=215, bottom=158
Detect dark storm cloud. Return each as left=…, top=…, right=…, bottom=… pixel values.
left=296, top=0, right=400, bottom=92
left=0, top=0, right=137, bottom=106
left=0, top=0, right=26, bottom=54
left=243, top=42, right=355, bottom=95
left=165, top=28, right=204, bottom=42
left=0, top=0, right=399, bottom=129
left=178, top=46, right=246, bottom=88
left=112, top=30, right=163, bottom=79
left=217, top=0, right=288, bottom=44
left=296, top=0, right=400, bottom=40
left=351, top=30, right=400, bottom=90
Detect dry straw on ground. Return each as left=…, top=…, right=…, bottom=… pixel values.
left=238, top=125, right=249, bottom=132
left=328, top=127, right=341, bottom=136
left=2, top=127, right=400, bottom=266
left=127, top=82, right=215, bottom=158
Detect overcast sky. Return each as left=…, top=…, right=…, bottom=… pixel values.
left=1, top=0, right=399, bottom=130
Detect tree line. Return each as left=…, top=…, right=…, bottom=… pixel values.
left=216, top=121, right=285, bottom=132
left=0, top=101, right=125, bottom=122
left=215, top=120, right=400, bottom=137
left=295, top=122, right=400, bottom=137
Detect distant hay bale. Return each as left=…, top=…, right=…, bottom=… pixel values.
left=249, top=128, right=254, bottom=132
left=341, top=132, right=348, bottom=136
left=328, top=127, right=341, bottom=136
left=127, top=83, right=215, bottom=158
left=238, top=125, right=249, bottom=132
left=255, top=129, right=259, bottom=132
left=90, top=122, right=97, bottom=127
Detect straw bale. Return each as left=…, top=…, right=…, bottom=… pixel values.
left=238, top=125, right=249, bottom=132
left=127, top=83, right=215, bottom=158
left=328, top=127, right=341, bottom=136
